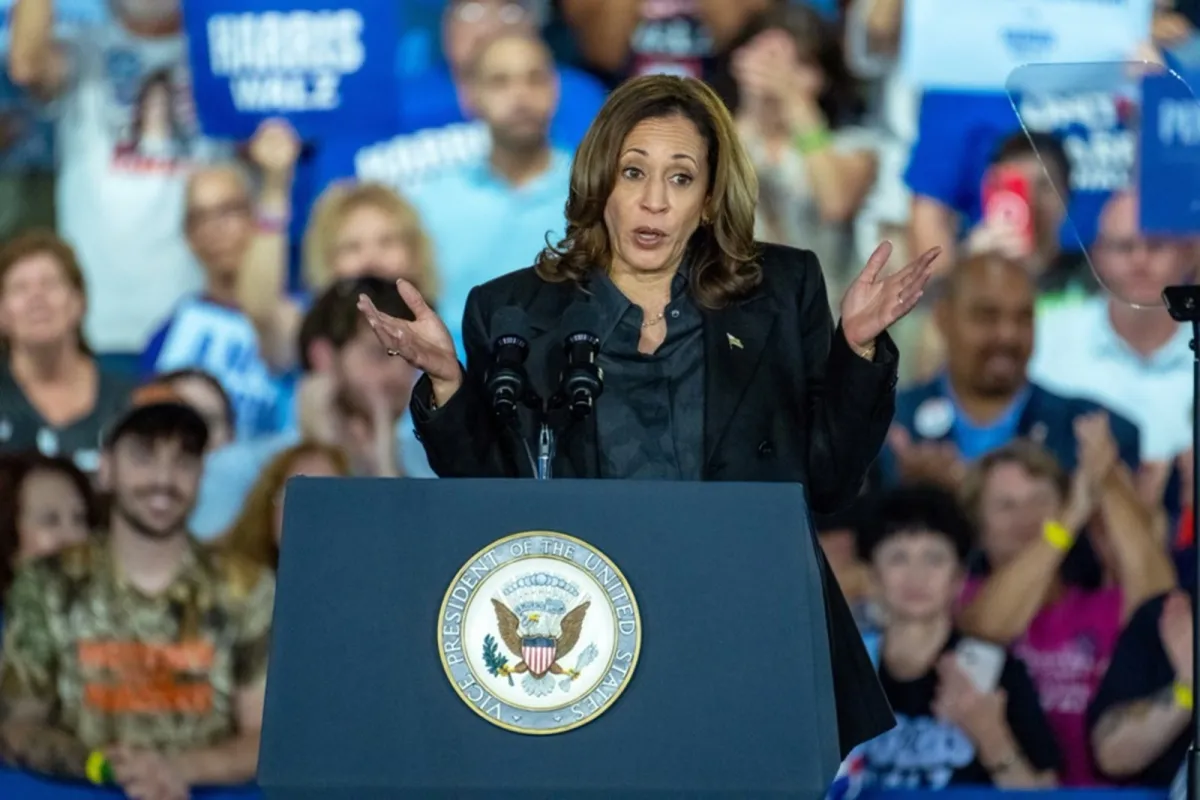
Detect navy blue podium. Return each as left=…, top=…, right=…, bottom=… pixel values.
left=259, top=479, right=844, bottom=799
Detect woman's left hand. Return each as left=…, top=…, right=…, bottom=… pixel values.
left=841, top=242, right=941, bottom=352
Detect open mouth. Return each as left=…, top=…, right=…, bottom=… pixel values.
left=633, top=227, right=667, bottom=247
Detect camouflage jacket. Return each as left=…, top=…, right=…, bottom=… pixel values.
left=0, top=535, right=274, bottom=752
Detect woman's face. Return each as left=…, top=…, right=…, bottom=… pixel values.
left=17, top=469, right=89, bottom=563
left=604, top=114, right=710, bottom=279
left=0, top=252, right=85, bottom=349
left=330, top=205, right=416, bottom=282
left=169, top=376, right=232, bottom=452
left=979, top=461, right=1064, bottom=567
left=872, top=531, right=961, bottom=623
left=272, top=453, right=344, bottom=545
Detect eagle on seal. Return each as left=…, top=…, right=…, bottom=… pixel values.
left=491, top=597, right=591, bottom=679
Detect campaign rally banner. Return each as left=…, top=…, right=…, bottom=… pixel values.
left=1138, top=71, right=1200, bottom=235
left=182, top=0, right=400, bottom=140
left=900, top=0, right=1154, bottom=92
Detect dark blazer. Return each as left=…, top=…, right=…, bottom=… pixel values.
left=877, top=379, right=1142, bottom=487
left=411, top=242, right=898, bottom=757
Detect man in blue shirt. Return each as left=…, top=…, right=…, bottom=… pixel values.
left=409, top=30, right=573, bottom=357
left=880, top=251, right=1141, bottom=487
left=310, top=0, right=605, bottom=202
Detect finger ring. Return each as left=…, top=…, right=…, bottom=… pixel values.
left=386, top=349, right=401, bottom=357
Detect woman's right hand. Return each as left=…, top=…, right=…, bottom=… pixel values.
left=248, top=118, right=301, bottom=184
left=358, top=279, right=463, bottom=406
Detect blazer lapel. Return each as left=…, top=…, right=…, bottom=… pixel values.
left=702, top=292, right=778, bottom=468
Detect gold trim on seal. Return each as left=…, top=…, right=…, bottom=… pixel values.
left=436, top=530, right=642, bottom=735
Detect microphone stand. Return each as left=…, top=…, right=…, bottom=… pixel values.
left=1188, top=316, right=1200, bottom=800
left=1162, top=286, right=1199, bottom=800
left=535, top=420, right=555, bottom=480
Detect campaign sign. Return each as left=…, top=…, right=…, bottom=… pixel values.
left=900, top=0, right=1153, bottom=92
left=1138, top=72, right=1200, bottom=235
left=182, top=0, right=399, bottom=140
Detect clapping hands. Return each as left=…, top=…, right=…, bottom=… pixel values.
left=887, top=425, right=966, bottom=489
left=732, top=29, right=822, bottom=108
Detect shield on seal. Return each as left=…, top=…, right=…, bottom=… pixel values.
left=522, top=637, right=557, bottom=677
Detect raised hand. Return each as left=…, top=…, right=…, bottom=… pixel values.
left=248, top=118, right=300, bottom=182
left=357, top=279, right=462, bottom=405
left=966, top=218, right=1033, bottom=261
left=841, top=242, right=941, bottom=352
left=1074, top=411, right=1118, bottom=487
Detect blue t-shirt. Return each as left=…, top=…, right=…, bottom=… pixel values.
left=940, top=376, right=1033, bottom=461
left=141, top=296, right=284, bottom=440
left=905, top=88, right=1135, bottom=248
left=410, top=149, right=573, bottom=358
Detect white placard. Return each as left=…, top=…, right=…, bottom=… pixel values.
left=900, top=0, right=1154, bottom=92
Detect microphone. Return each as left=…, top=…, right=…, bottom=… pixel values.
left=558, top=302, right=604, bottom=419
left=485, top=307, right=533, bottom=423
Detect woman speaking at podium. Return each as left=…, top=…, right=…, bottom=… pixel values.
left=358, top=74, right=939, bottom=756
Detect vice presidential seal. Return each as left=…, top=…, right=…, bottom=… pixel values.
left=437, top=531, right=641, bottom=734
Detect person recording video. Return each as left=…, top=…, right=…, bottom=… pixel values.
left=356, top=73, right=940, bottom=758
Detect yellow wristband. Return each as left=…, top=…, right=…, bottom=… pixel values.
left=793, top=126, right=833, bottom=155
left=85, top=750, right=111, bottom=785
left=1042, top=520, right=1074, bottom=552
left=1175, top=681, right=1194, bottom=711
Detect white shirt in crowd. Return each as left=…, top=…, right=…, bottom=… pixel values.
left=741, top=124, right=878, bottom=299
left=843, top=0, right=919, bottom=259
left=1030, top=296, right=1193, bottom=462
left=55, top=8, right=227, bottom=353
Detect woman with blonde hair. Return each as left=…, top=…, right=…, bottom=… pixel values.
left=221, top=441, right=350, bottom=572
left=237, top=122, right=441, bottom=373
left=359, top=73, right=942, bottom=758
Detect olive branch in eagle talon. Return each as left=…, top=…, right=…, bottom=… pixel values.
left=490, top=597, right=591, bottom=679
left=482, top=634, right=513, bottom=685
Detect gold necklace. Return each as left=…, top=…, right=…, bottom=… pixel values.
left=641, top=311, right=666, bottom=329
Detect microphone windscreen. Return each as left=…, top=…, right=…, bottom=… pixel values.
left=490, top=306, right=533, bottom=343
left=560, top=301, right=602, bottom=338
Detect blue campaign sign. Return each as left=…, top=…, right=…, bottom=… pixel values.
left=182, top=0, right=400, bottom=140
left=1138, top=71, right=1200, bottom=235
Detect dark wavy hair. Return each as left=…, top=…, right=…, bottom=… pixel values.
left=710, top=3, right=865, bottom=129
left=534, top=74, right=762, bottom=309
left=0, top=452, right=100, bottom=606
left=856, top=484, right=976, bottom=563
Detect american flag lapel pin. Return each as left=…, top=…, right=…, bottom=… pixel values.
left=727, top=333, right=743, bottom=350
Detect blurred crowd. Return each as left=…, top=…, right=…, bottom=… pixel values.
left=0, top=0, right=1198, bottom=797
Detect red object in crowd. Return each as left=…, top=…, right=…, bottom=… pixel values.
left=1179, top=506, right=1194, bottom=548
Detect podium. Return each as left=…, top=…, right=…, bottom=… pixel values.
left=259, top=478, right=849, bottom=799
